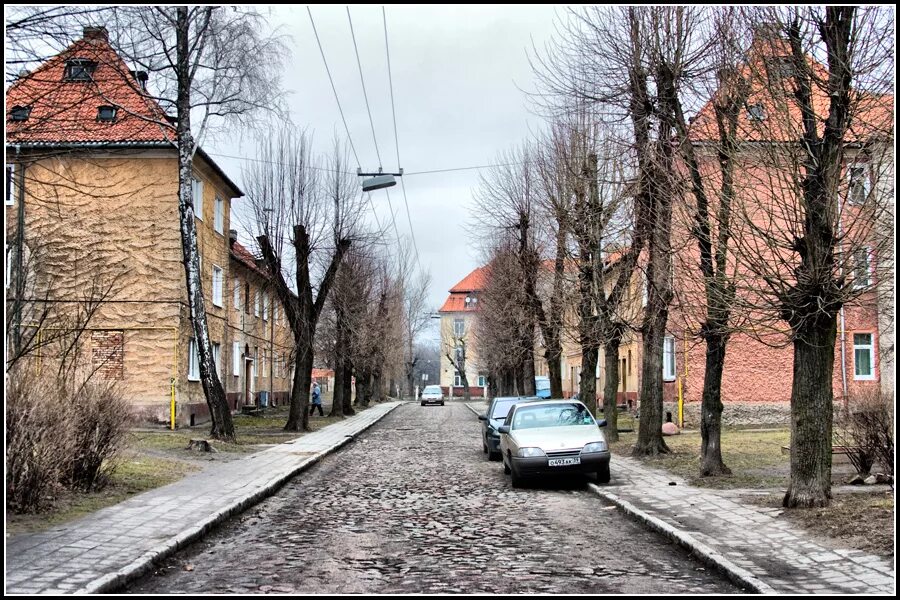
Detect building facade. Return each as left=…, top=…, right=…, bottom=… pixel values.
left=6, top=26, right=293, bottom=425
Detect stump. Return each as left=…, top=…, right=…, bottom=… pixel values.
left=186, top=439, right=218, bottom=453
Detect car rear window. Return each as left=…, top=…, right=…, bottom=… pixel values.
left=491, top=399, right=519, bottom=420
left=511, top=403, right=595, bottom=429
left=424, top=386, right=442, bottom=394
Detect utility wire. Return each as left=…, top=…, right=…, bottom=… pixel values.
left=308, top=6, right=381, bottom=231
left=383, top=6, right=422, bottom=270
left=346, top=6, right=401, bottom=247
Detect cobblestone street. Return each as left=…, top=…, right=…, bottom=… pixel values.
left=125, top=403, right=740, bottom=594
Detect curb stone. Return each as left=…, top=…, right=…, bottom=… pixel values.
left=465, top=400, right=773, bottom=594
left=77, top=400, right=407, bottom=594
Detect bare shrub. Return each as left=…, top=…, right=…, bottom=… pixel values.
left=5, top=365, right=73, bottom=512
left=66, top=380, right=133, bottom=491
left=836, top=388, right=895, bottom=478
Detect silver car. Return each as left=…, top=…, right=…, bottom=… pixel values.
left=420, top=384, right=445, bottom=406
left=498, top=399, right=611, bottom=487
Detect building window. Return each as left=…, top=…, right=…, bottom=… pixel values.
left=245, top=283, right=251, bottom=315
left=848, top=164, right=869, bottom=205
left=97, top=105, right=117, bottom=122
left=454, top=371, right=462, bottom=387
left=9, top=106, right=31, bottom=122
left=263, top=293, right=269, bottom=321
left=663, top=335, right=676, bottom=381
left=254, top=290, right=260, bottom=317
left=478, top=375, right=486, bottom=387
left=853, top=247, right=872, bottom=289
left=453, top=318, right=465, bottom=337
left=232, top=341, right=241, bottom=376
left=747, top=103, right=766, bottom=122
left=64, top=59, right=97, bottom=81
left=188, top=338, right=200, bottom=381
left=853, top=333, right=875, bottom=380
left=5, top=244, right=10, bottom=289
left=6, top=163, right=16, bottom=206
left=214, top=196, right=224, bottom=234
left=192, top=175, right=204, bottom=220
left=211, top=265, right=223, bottom=307
left=233, top=278, right=240, bottom=309
left=212, top=342, right=221, bottom=377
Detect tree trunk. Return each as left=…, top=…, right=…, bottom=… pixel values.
left=175, top=7, right=233, bottom=441
left=634, top=306, right=670, bottom=456
left=286, top=348, right=313, bottom=431
left=579, top=345, right=599, bottom=416
left=342, top=359, right=354, bottom=412
left=521, top=321, right=537, bottom=396
left=371, top=367, right=383, bottom=403
left=783, top=318, right=836, bottom=508
left=546, top=349, right=563, bottom=399
left=602, top=335, right=622, bottom=442
left=700, top=331, right=731, bottom=476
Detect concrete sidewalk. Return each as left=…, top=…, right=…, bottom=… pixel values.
left=5, top=401, right=404, bottom=595
left=464, top=401, right=895, bottom=595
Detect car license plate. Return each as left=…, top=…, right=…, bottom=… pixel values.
left=548, top=457, right=581, bottom=467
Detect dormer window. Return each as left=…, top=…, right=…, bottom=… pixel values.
left=64, top=59, right=97, bottom=81
left=747, top=103, right=767, bottom=122
left=9, top=106, right=31, bottom=122
left=97, top=105, right=117, bottom=122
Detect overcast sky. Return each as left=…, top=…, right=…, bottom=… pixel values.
left=209, top=4, right=563, bottom=342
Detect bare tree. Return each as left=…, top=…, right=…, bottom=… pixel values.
left=725, top=7, right=894, bottom=507
left=249, top=131, right=365, bottom=432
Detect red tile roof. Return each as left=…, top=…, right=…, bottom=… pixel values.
left=230, top=241, right=270, bottom=279
left=688, top=37, right=892, bottom=144
left=449, top=267, right=488, bottom=293
left=439, top=294, right=477, bottom=313
left=7, top=32, right=173, bottom=146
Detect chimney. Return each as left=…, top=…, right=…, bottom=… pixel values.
left=228, top=229, right=238, bottom=246
left=83, top=26, right=109, bottom=43
left=130, top=70, right=148, bottom=92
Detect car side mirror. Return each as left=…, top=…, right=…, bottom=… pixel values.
left=478, top=414, right=487, bottom=421
left=597, top=419, right=607, bottom=428
left=498, top=425, right=511, bottom=435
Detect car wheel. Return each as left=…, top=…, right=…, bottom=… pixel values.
left=488, top=449, right=501, bottom=462
left=421, top=401, right=426, bottom=406
left=440, top=401, right=445, bottom=406
left=503, top=456, right=511, bottom=475
left=596, top=463, right=611, bottom=484
left=483, top=441, right=488, bottom=454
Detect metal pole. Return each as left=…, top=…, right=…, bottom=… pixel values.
left=170, top=377, right=176, bottom=430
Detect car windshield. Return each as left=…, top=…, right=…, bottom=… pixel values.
left=491, top=399, right=519, bottom=420
left=511, top=403, right=595, bottom=430
left=423, top=386, right=441, bottom=394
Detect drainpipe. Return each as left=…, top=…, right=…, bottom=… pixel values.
left=837, top=192, right=849, bottom=412
left=12, top=145, right=26, bottom=357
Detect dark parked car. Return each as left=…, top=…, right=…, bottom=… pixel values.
left=478, top=396, right=540, bottom=460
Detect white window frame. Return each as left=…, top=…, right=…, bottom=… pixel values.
left=847, top=163, right=870, bottom=205
left=214, top=196, right=224, bottom=234
left=853, top=247, right=872, bottom=289
left=192, top=175, right=204, bottom=220
left=6, top=163, right=15, bottom=206
left=5, top=244, right=10, bottom=289
left=454, top=371, right=462, bottom=387
left=261, top=350, right=267, bottom=379
left=188, top=338, right=200, bottom=381
left=853, top=333, right=875, bottom=381
left=233, top=278, right=240, bottom=309
left=254, top=290, right=260, bottom=317
left=252, top=347, right=258, bottom=380
left=211, top=265, right=223, bottom=307
left=211, top=342, right=221, bottom=376
left=478, top=375, right=486, bottom=387
left=453, top=318, right=465, bottom=337
left=232, top=341, right=241, bottom=376
left=263, top=292, right=269, bottom=321
left=663, top=335, right=676, bottom=381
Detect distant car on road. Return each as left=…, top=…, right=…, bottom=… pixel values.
left=478, top=396, right=540, bottom=460
left=420, top=385, right=444, bottom=406
left=534, top=376, right=551, bottom=399
left=499, top=399, right=611, bottom=487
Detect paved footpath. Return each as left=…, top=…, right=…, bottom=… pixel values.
left=5, top=401, right=403, bottom=595
left=467, top=401, right=895, bottom=595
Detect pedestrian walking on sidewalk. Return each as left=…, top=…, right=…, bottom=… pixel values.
left=309, top=382, right=324, bottom=416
